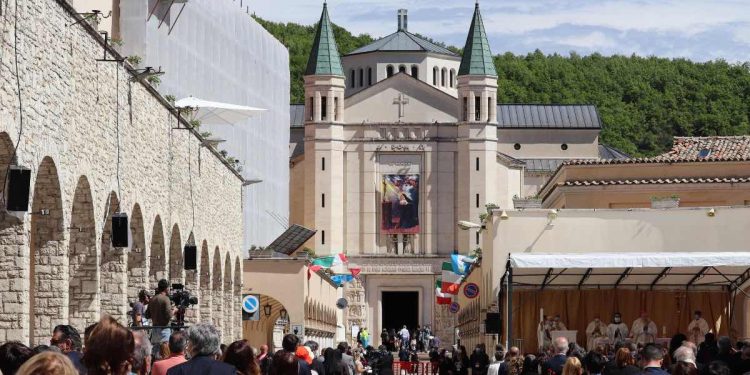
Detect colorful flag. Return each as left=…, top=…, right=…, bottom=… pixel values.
left=441, top=261, right=462, bottom=295
left=349, top=266, right=361, bottom=277
left=435, top=279, right=451, bottom=305
left=311, top=254, right=348, bottom=268
left=450, top=254, right=476, bottom=275
left=331, top=274, right=354, bottom=286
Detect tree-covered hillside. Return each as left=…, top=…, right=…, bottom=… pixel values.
left=254, top=16, right=750, bottom=156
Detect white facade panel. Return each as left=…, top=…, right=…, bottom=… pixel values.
left=119, top=0, right=291, bottom=253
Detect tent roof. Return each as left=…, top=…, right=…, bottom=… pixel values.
left=506, top=252, right=750, bottom=292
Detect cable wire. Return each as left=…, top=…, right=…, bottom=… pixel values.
left=2, top=0, right=24, bottom=206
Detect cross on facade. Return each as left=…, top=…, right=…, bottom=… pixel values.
left=393, top=93, right=409, bottom=119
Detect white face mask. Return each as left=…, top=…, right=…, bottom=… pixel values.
left=614, top=317, right=621, bottom=323
left=694, top=315, right=700, bottom=320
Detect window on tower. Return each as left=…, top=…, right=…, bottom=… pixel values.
left=411, top=65, right=418, bottom=78
left=368, top=67, right=373, bottom=86
left=308, top=97, right=314, bottom=121
left=387, top=65, right=394, bottom=78
left=433, top=67, right=438, bottom=85
left=333, top=97, right=339, bottom=121
left=463, top=97, right=468, bottom=121
left=399, top=65, right=407, bottom=73
left=350, top=70, right=355, bottom=88
left=321, top=96, right=327, bottom=121
left=450, top=69, right=455, bottom=88
left=475, top=96, right=481, bottom=121
left=441, top=68, right=446, bottom=87
left=359, top=68, right=364, bottom=87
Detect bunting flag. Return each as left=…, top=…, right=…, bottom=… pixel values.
left=441, top=261, right=462, bottom=295
left=435, top=278, right=452, bottom=305
left=349, top=266, right=361, bottom=277
left=450, top=254, right=476, bottom=275
left=330, top=274, right=355, bottom=286
left=311, top=254, right=348, bottom=268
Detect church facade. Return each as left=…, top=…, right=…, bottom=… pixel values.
left=288, top=3, right=625, bottom=345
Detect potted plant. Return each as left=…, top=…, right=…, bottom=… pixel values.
left=512, top=195, right=542, bottom=209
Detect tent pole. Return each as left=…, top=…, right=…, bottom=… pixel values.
left=507, top=266, right=513, bottom=349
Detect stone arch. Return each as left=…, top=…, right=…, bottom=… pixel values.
left=100, top=191, right=127, bottom=323
left=149, top=215, right=166, bottom=288
left=169, top=224, right=183, bottom=283
left=233, top=256, right=241, bottom=340
left=441, top=67, right=447, bottom=87
left=0, top=132, right=27, bottom=342
left=386, top=65, right=394, bottom=78
left=199, top=240, right=211, bottom=322
left=29, top=156, right=66, bottom=345
left=212, top=247, right=223, bottom=331
left=68, top=175, right=99, bottom=331
left=127, top=203, right=147, bottom=302
left=223, top=253, right=233, bottom=340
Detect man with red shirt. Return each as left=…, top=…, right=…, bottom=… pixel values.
left=152, top=331, right=188, bottom=375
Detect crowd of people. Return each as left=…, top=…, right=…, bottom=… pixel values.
left=378, top=326, right=433, bottom=353
left=427, top=335, right=750, bottom=375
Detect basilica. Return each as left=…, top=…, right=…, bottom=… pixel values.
left=288, top=3, right=627, bottom=345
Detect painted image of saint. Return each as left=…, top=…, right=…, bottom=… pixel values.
left=381, top=174, right=419, bottom=234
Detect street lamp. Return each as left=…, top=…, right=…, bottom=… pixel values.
left=263, top=303, right=272, bottom=317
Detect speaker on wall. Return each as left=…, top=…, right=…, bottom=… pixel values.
left=485, top=312, right=502, bottom=334
left=184, top=245, right=197, bottom=270
left=111, top=213, right=129, bottom=248
left=6, top=167, right=31, bottom=212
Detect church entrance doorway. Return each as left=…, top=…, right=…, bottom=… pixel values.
left=381, top=291, right=419, bottom=333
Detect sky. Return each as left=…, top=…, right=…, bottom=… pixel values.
left=249, top=0, right=750, bottom=63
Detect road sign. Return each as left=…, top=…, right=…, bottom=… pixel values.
left=449, top=302, right=460, bottom=314
left=242, top=295, right=259, bottom=314
left=464, top=283, right=479, bottom=299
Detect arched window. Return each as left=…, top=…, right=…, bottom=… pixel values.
left=450, top=69, right=456, bottom=88
left=386, top=65, right=394, bottom=78
left=398, top=65, right=407, bottom=73
left=411, top=65, right=419, bottom=78
left=441, top=68, right=447, bottom=87
left=367, top=67, right=373, bottom=86
left=358, top=68, right=364, bottom=87
left=433, top=67, right=438, bottom=85
left=350, top=70, right=355, bottom=88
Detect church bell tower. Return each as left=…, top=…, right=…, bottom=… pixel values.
left=456, top=2, right=499, bottom=253
left=303, top=3, right=346, bottom=254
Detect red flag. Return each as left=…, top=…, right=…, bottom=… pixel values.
left=349, top=267, right=361, bottom=277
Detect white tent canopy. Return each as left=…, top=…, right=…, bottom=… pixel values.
left=175, top=96, right=266, bottom=125
left=506, top=252, right=750, bottom=291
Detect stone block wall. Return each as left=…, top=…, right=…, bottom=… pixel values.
left=0, top=0, right=244, bottom=344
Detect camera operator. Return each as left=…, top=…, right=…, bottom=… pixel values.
left=131, top=289, right=151, bottom=327
left=146, top=279, right=177, bottom=356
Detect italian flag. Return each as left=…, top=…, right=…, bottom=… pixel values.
left=441, top=261, right=462, bottom=295
left=435, top=279, right=452, bottom=305
left=309, top=254, right=348, bottom=272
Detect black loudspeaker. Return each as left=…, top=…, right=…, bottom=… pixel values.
left=111, top=213, right=129, bottom=248
left=485, top=312, right=502, bottom=334
left=184, top=245, right=197, bottom=270
left=6, top=167, right=31, bottom=211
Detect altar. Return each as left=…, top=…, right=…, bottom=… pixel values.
left=551, top=330, right=578, bottom=346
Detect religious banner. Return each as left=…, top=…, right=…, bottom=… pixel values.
left=381, top=174, right=420, bottom=234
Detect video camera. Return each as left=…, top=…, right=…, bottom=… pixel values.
left=169, top=283, right=198, bottom=326
left=170, top=283, right=198, bottom=307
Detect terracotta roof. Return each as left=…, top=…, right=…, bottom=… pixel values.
left=561, top=177, right=750, bottom=187
left=562, top=136, right=750, bottom=166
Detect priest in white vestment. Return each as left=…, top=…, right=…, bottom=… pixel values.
left=552, top=315, right=567, bottom=331
left=607, top=312, right=629, bottom=346
left=537, top=315, right=554, bottom=351
left=687, top=310, right=710, bottom=345
left=630, top=311, right=657, bottom=345
left=586, top=316, right=609, bottom=350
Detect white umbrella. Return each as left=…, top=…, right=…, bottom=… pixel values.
left=175, top=96, right=266, bottom=125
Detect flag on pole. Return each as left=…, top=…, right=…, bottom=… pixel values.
left=441, top=261, right=462, bottom=294
left=450, top=254, right=476, bottom=275
left=311, top=254, right=348, bottom=268
left=331, top=274, right=355, bottom=286
left=435, top=278, right=451, bottom=305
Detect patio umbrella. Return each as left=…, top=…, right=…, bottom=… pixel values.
left=175, top=96, right=266, bottom=125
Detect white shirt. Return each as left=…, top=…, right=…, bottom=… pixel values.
left=488, top=362, right=502, bottom=375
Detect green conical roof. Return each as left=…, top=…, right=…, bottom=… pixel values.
left=305, top=3, right=344, bottom=76
left=458, top=3, right=497, bottom=77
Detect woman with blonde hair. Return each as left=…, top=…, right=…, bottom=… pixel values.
left=16, top=351, right=78, bottom=375
left=561, top=357, right=583, bottom=375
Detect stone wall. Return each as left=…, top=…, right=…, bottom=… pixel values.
left=0, top=0, right=243, bottom=344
